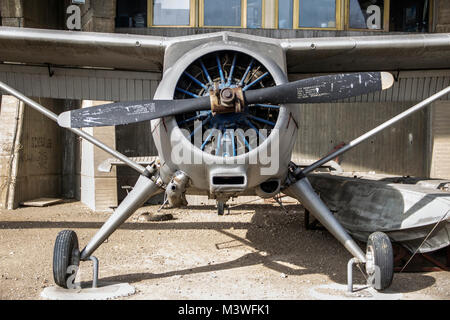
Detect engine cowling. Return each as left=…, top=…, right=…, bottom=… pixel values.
left=152, top=41, right=299, bottom=200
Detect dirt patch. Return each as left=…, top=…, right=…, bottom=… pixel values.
left=0, top=201, right=448, bottom=300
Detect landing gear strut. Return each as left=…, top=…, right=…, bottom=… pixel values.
left=285, top=175, right=394, bottom=292
left=52, top=165, right=163, bottom=289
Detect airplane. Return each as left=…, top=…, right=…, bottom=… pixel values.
left=0, top=26, right=449, bottom=293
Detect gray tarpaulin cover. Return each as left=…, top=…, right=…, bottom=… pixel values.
left=308, top=173, right=450, bottom=253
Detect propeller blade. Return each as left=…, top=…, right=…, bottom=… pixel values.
left=58, top=96, right=211, bottom=128
left=58, top=72, right=393, bottom=128
left=244, top=72, right=394, bottom=105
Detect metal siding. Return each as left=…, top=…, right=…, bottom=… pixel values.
left=119, top=79, right=127, bottom=101
left=0, top=65, right=161, bottom=101
left=127, top=79, right=135, bottom=101
left=111, top=78, right=120, bottom=101
left=105, top=78, right=112, bottom=101
left=135, top=79, right=143, bottom=101
left=292, top=101, right=427, bottom=176
left=89, top=78, right=97, bottom=100
left=2, top=65, right=444, bottom=103
left=81, top=77, right=90, bottom=99
left=97, top=78, right=105, bottom=101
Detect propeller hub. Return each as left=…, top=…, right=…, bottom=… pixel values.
left=220, top=88, right=235, bottom=103
left=210, top=87, right=244, bottom=114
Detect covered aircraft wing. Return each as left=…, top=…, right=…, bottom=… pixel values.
left=0, top=26, right=166, bottom=72
left=281, top=33, right=450, bottom=73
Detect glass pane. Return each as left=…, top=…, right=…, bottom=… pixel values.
left=116, top=0, right=147, bottom=28
left=153, top=0, right=190, bottom=26
left=349, top=0, right=384, bottom=30
left=299, top=0, right=336, bottom=28
left=247, top=0, right=262, bottom=28
left=204, top=0, right=242, bottom=27
left=278, top=0, right=293, bottom=29
left=390, top=0, right=429, bottom=32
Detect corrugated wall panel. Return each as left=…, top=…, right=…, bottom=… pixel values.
left=0, top=65, right=161, bottom=102
left=292, top=102, right=428, bottom=176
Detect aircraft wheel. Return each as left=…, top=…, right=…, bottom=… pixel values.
left=53, top=230, right=80, bottom=288
left=217, top=201, right=225, bottom=215
left=365, top=232, right=394, bottom=291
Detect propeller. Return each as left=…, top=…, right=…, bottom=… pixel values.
left=57, top=72, right=394, bottom=128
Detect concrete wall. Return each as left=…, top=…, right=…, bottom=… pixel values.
left=0, top=0, right=24, bottom=27
left=435, top=0, right=450, bottom=32
left=77, top=101, right=118, bottom=212
left=14, top=98, right=64, bottom=204
left=80, top=0, right=117, bottom=32
left=429, top=100, right=450, bottom=179
left=0, top=96, right=64, bottom=209
left=0, top=95, right=23, bottom=209
left=0, top=0, right=65, bottom=29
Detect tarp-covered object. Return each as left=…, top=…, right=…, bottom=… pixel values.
left=308, top=173, right=450, bottom=253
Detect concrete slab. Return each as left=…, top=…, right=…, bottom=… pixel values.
left=40, top=283, right=135, bottom=300
left=21, top=198, right=63, bottom=207
left=309, top=283, right=403, bottom=300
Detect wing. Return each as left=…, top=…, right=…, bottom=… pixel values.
left=281, top=33, right=450, bottom=73
left=0, top=26, right=166, bottom=72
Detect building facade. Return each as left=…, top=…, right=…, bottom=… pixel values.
left=0, top=0, right=449, bottom=211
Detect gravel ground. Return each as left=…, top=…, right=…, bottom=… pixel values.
left=0, top=201, right=449, bottom=300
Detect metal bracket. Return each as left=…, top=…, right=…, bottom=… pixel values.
left=47, top=64, right=54, bottom=78
left=82, top=256, right=99, bottom=288
left=347, top=258, right=359, bottom=292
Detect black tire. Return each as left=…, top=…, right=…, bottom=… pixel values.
left=53, top=230, right=80, bottom=288
left=366, top=232, right=394, bottom=291
left=217, top=201, right=225, bottom=216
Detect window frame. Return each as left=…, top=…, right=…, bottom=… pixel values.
left=344, top=0, right=390, bottom=32
left=148, top=0, right=197, bottom=28
left=275, top=0, right=294, bottom=29
left=293, top=0, right=343, bottom=30
left=276, top=0, right=343, bottom=30
left=199, top=0, right=265, bottom=28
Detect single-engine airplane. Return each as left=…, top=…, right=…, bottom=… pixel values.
left=0, top=26, right=450, bottom=292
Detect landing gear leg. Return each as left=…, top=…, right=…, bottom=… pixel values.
left=52, top=166, right=163, bottom=288
left=286, top=177, right=395, bottom=292
left=286, top=177, right=367, bottom=262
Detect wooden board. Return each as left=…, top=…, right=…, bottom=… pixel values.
left=20, top=198, right=63, bottom=207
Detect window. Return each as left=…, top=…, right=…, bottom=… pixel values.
left=247, top=0, right=263, bottom=28
left=149, top=0, right=194, bottom=26
left=347, top=0, right=387, bottom=30
left=202, top=0, right=242, bottom=27
left=298, top=0, right=338, bottom=28
left=278, top=0, right=293, bottom=29
left=390, top=0, right=431, bottom=32
left=116, top=0, right=147, bottom=28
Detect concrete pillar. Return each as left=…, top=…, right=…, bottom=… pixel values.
left=79, top=100, right=117, bottom=212
left=79, top=0, right=117, bottom=33
left=428, top=101, right=450, bottom=179
left=435, top=0, right=450, bottom=32
left=0, top=0, right=24, bottom=27
left=0, top=95, right=24, bottom=209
